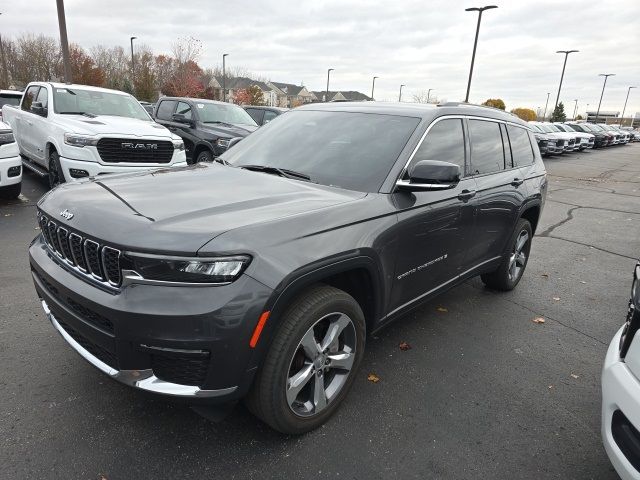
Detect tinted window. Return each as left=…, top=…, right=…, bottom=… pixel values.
left=0, top=93, right=21, bottom=109
left=245, top=108, right=264, bottom=124
left=500, top=124, right=512, bottom=168
left=176, top=101, right=192, bottom=120
left=198, top=103, right=257, bottom=126
left=156, top=100, right=176, bottom=121
left=469, top=120, right=504, bottom=175
left=507, top=125, right=534, bottom=166
left=35, top=87, right=48, bottom=109
left=223, top=111, right=420, bottom=192
left=263, top=110, right=278, bottom=124
left=411, top=119, right=465, bottom=171
left=22, top=86, right=39, bottom=111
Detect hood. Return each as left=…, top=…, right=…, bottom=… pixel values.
left=56, top=114, right=173, bottom=138
left=200, top=122, right=258, bottom=138
left=38, top=163, right=364, bottom=255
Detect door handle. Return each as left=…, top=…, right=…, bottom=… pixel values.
left=511, top=177, right=524, bottom=187
left=458, top=189, right=477, bottom=201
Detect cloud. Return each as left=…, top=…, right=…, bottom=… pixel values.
left=2, top=0, right=639, bottom=114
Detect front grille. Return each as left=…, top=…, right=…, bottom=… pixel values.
left=56, top=315, right=117, bottom=369
left=151, top=350, right=210, bottom=387
left=96, top=138, right=174, bottom=164
left=37, top=212, right=122, bottom=287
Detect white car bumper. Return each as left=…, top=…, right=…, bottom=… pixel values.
left=602, top=326, right=640, bottom=480
left=0, top=143, right=22, bottom=187
left=58, top=155, right=188, bottom=183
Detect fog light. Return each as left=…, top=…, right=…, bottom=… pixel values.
left=69, top=168, right=89, bottom=178
left=7, top=165, right=21, bottom=177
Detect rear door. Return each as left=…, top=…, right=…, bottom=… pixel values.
left=31, top=85, right=50, bottom=164
left=463, top=119, right=526, bottom=271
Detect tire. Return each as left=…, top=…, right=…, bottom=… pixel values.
left=196, top=149, right=213, bottom=163
left=0, top=182, right=21, bottom=199
left=48, top=150, right=64, bottom=189
left=481, top=218, right=533, bottom=291
left=245, top=284, right=366, bottom=435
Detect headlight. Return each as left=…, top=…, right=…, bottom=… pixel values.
left=123, top=253, right=251, bottom=284
left=216, top=138, right=233, bottom=149
left=64, top=133, right=98, bottom=147
left=0, top=130, right=15, bottom=146
left=173, top=140, right=185, bottom=151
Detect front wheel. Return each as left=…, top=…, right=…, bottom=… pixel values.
left=481, top=218, right=532, bottom=291
left=196, top=149, right=213, bottom=163
left=48, top=150, right=64, bottom=189
left=245, top=285, right=365, bottom=434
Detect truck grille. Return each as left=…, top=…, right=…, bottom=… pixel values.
left=38, top=212, right=122, bottom=287
left=96, top=138, right=174, bottom=164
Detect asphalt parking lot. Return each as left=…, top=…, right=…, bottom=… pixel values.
left=1, top=145, right=639, bottom=479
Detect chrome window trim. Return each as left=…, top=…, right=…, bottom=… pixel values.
left=395, top=179, right=455, bottom=190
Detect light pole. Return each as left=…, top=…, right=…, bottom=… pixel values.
left=0, top=13, right=9, bottom=88
left=130, top=36, right=137, bottom=89
left=222, top=53, right=228, bottom=102
left=56, top=0, right=72, bottom=83
left=543, top=92, right=550, bottom=120
left=326, top=68, right=334, bottom=102
left=399, top=84, right=405, bottom=102
left=595, top=73, right=615, bottom=123
left=586, top=103, right=589, bottom=121
left=621, top=86, right=637, bottom=126
left=572, top=99, right=578, bottom=120
left=464, top=5, right=497, bottom=103
left=371, top=76, right=378, bottom=101
left=427, top=88, right=433, bottom=103
left=554, top=50, right=579, bottom=111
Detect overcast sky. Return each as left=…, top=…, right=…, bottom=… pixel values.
left=2, top=0, right=639, bottom=115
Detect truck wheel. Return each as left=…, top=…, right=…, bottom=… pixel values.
left=48, top=150, right=64, bottom=189
left=0, top=182, right=21, bottom=199
left=481, top=218, right=532, bottom=291
left=245, top=285, right=365, bottom=435
left=196, top=150, right=213, bottom=163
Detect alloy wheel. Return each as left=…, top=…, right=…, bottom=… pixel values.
left=508, top=229, right=529, bottom=281
left=286, top=312, right=357, bottom=417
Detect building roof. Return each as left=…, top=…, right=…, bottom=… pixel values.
left=311, top=90, right=372, bottom=102
left=271, top=82, right=307, bottom=97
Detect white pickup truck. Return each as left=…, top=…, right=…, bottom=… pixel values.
left=2, top=82, right=187, bottom=189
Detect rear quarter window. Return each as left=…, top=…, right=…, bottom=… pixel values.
left=507, top=125, right=535, bottom=167
left=468, top=119, right=505, bottom=175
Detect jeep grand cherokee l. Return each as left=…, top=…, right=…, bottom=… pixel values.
left=30, top=102, right=547, bottom=434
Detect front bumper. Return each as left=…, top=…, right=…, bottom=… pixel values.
left=30, top=236, right=273, bottom=403
left=59, top=155, right=187, bottom=183
left=602, top=326, right=640, bottom=480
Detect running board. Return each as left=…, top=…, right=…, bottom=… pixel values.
left=21, top=156, right=48, bottom=177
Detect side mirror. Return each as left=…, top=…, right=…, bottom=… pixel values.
left=396, top=160, right=461, bottom=191
left=172, top=113, right=193, bottom=125
left=31, top=101, right=47, bottom=117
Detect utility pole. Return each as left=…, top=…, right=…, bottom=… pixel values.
left=595, top=73, right=615, bottom=123
left=554, top=50, right=579, bottom=111
left=326, top=68, right=334, bottom=102
left=0, top=13, right=9, bottom=88
left=56, top=0, right=72, bottom=83
left=621, top=86, right=636, bottom=126
left=399, top=84, right=405, bottom=102
left=427, top=88, right=433, bottom=103
left=222, top=53, right=228, bottom=102
left=464, top=5, right=497, bottom=103
left=130, top=36, right=137, bottom=92
left=371, top=76, right=378, bottom=101
left=543, top=92, right=550, bottom=120
left=572, top=99, right=578, bottom=120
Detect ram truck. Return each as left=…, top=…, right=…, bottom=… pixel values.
left=2, top=82, right=186, bottom=189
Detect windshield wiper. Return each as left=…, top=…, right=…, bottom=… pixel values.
left=238, top=164, right=312, bottom=182
left=214, top=156, right=230, bottom=166
left=59, top=111, right=86, bottom=115
left=203, top=121, right=235, bottom=127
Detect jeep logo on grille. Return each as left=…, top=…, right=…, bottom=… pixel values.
left=60, top=209, right=74, bottom=220
left=121, top=142, right=158, bottom=150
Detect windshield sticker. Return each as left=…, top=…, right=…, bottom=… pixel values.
left=197, top=103, right=204, bottom=108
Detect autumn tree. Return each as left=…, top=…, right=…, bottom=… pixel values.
left=90, top=45, right=129, bottom=91
left=510, top=108, right=537, bottom=122
left=61, top=44, right=105, bottom=86
left=162, top=60, right=204, bottom=97
left=4, top=34, right=60, bottom=87
left=133, top=51, right=158, bottom=102
left=550, top=102, right=567, bottom=122
left=482, top=98, right=506, bottom=110
left=233, top=85, right=264, bottom=105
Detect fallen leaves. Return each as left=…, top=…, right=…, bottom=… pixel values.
left=552, top=297, right=560, bottom=301
left=436, top=306, right=448, bottom=313
left=532, top=317, right=545, bottom=324
left=399, top=341, right=412, bottom=351
left=570, top=373, right=579, bottom=379
left=367, top=373, right=380, bottom=383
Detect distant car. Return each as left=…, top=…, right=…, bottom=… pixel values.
left=243, top=106, right=289, bottom=126
left=597, top=124, right=623, bottom=145
left=139, top=101, right=155, bottom=116
left=565, top=122, right=609, bottom=148
left=540, top=122, right=580, bottom=151
left=602, top=261, right=640, bottom=480
left=555, top=124, right=595, bottom=150
left=529, top=129, right=558, bottom=156
left=0, top=90, right=22, bottom=122
left=528, top=122, right=568, bottom=153
left=0, top=120, right=21, bottom=199
left=153, top=97, right=259, bottom=164
left=609, top=125, right=631, bottom=144
left=586, top=123, right=616, bottom=146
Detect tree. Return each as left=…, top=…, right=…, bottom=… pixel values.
left=412, top=90, right=438, bottom=104
left=575, top=114, right=584, bottom=120
left=550, top=102, right=567, bottom=122
left=233, top=85, right=265, bottom=106
left=62, top=44, right=105, bottom=86
left=133, top=51, right=157, bottom=102
left=482, top=98, right=506, bottom=110
left=161, top=60, right=204, bottom=97
left=510, top=108, right=537, bottom=122
left=90, top=45, right=129, bottom=91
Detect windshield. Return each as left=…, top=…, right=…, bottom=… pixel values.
left=198, top=103, right=257, bottom=126
left=561, top=124, right=576, bottom=132
left=53, top=87, right=150, bottom=120
left=0, top=94, right=21, bottom=109
left=221, top=110, right=420, bottom=192
left=587, top=124, right=603, bottom=132
left=547, top=125, right=562, bottom=132
left=568, top=123, right=586, bottom=132
left=529, top=124, right=544, bottom=133
left=538, top=125, right=555, bottom=133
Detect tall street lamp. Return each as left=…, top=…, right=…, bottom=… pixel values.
left=326, top=68, right=334, bottom=102
left=56, top=0, right=72, bottom=83
left=130, top=36, right=137, bottom=88
left=621, top=86, right=637, bottom=126
left=0, top=13, right=9, bottom=88
left=371, top=76, right=378, bottom=101
left=464, top=5, right=497, bottom=103
left=572, top=99, right=578, bottom=120
left=543, top=92, right=550, bottom=120
left=554, top=50, right=579, bottom=111
left=595, top=73, right=615, bottom=123
left=427, top=88, right=434, bottom=103
left=222, top=53, right=229, bottom=102
left=398, top=84, right=405, bottom=102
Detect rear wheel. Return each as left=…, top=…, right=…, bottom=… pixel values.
left=481, top=218, right=532, bottom=291
left=0, top=182, right=21, bottom=199
left=196, top=149, right=213, bottom=163
left=245, top=285, right=365, bottom=434
left=48, top=150, right=64, bottom=189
